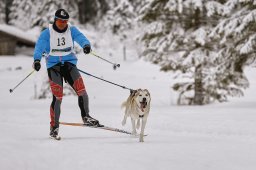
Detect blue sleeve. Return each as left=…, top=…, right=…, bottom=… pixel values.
left=33, top=29, right=50, bottom=61
left=71, top=26, right=90, bottom=48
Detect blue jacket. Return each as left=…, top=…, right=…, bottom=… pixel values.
left=33, top=25, right=90, bottom=68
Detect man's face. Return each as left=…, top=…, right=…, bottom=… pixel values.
left=55, top=19, right=68, bottom=30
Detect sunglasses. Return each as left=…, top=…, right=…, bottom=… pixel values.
left=56, top=19, right=68, bottom=24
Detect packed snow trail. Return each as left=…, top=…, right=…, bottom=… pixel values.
left=1, top=55, right=256, bottom=170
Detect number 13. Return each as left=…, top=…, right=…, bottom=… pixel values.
left=57, top=37, right=65, bottom=46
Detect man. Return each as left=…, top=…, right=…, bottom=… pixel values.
left=33, top=9, right=101, bottom=140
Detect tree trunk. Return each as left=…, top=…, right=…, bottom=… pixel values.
left=5, top=0, right=13, bottom=24
left=78, top=0, right=108, bottom=24
left=78, top=0, right=98, bottom=24
left=194, top=64, right=204, bottom=105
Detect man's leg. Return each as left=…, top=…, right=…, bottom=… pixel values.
left=63, top=62, right=100, bottom=126
left=47, top=65, right=63, bottom=136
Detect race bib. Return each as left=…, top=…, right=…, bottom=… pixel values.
left=49, top=24, right=74, bottom=56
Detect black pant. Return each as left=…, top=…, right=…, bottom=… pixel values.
left=47, top=62, right=90, bottom=128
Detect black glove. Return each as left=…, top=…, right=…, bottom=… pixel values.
left=33, top=60, right=41, bottom=71
left=83, top=45, right=91, bottom=54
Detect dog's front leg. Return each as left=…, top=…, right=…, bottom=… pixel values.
left=139, top=118, right=147, bottom=142
left=122, top=114, right=128, bottom=126
left=136, top=119, right=140, bottom=129
left=131, top=118, right=137, bottom=135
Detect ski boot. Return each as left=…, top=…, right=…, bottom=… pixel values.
left=83, top=116, right=103, bottom=127
left=49, top=126, right=61, bottom=140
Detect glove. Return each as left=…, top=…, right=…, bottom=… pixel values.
left=33, top=60, right=41, bottom=71
left=83, top=45, right=91, bottom=54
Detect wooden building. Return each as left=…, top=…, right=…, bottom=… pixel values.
left=0, top=24, right=36, bottom=55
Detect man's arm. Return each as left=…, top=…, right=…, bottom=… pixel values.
left=71, top=26, right=91, bottom=48
left=33, top=29, right=50, bottom=61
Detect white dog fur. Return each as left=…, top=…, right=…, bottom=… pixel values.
left=121, top=89, right=151, bottom=142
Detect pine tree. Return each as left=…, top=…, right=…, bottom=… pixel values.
left=0, top=0, right=4, bottom=23
left=9, top=0, right=78, bottom=30
left=0, top=0, right=13, bottom=24
left=102, top=0, right=146, bottom=39
left=209, top=0, right=256, bottom=96
left=139, top=0, right=242, bottom=105
left=77, top=0, right=108, bottom=24
left=98, top=0, right=147, bottom=61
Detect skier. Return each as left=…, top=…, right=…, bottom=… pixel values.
left=33, top=9, right=101, bottom=140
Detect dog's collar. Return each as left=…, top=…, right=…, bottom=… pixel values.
left=139, top=115, right=144, bottom=118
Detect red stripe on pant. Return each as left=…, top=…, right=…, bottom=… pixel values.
left=49, top=80, right=63, bottom=127
left=50, top=106, right=55, bottom=127
left=49, top=80, right=63, bottom=100
left=73, top=76, right=86, bottom=96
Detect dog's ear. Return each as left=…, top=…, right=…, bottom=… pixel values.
left=130, top=89, right=134, bottom=95
left=145, top=89, right=151, bottom=103
left=130, top=89, right=137, bottom=97
left=145, top=89, right=150, bottom=96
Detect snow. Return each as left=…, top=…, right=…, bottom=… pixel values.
left=240, top=34, right=256, bottom=54
left=192, top=27, right=207, bottom=46
left=0, top=24, right=38, bottom=43
left=0, top=25, right=256, bottom=170
left=1, top=52, right=256, bottom=170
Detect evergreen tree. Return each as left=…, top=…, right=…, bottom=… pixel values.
left=209, top=0, right=256, bottom=95
left=0, top=0, right=13, bottom=24
left=102, top=0, right=146, bottom=39
left=139, top=0, right=243, bottom=105
left=78, top=0, right=108, bottom=24
left=0, top=0, right=4, bottom=23
left=9, top=0, right=78, bottom=30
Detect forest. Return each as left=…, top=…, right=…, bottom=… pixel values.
left=1, top=0, right=256, bottom=105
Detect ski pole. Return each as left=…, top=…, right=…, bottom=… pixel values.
left=90, top=51, right=120, bottom=70
left=9, top=70, right=35, bottom=93
left=78, top=68, right=133, bottom=91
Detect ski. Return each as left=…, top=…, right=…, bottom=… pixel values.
left=59, top=122, right=134, bottom=135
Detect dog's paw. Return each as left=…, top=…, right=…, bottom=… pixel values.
left=139, top=134, right=144, bottom=142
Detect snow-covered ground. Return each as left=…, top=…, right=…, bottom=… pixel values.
left=0, top=51, right=256, bottom=170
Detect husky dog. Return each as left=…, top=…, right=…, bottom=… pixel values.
left=121, top=89, right=151, bottom=142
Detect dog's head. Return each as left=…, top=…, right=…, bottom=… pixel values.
left=132, top=89, right=151, bottom=112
